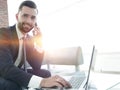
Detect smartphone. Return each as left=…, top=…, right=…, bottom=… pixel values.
left=33, top=22, right=42, bottom=37
left=33, top=22, right=38, bottom=36
left=35, top=22, right=37, bottom=26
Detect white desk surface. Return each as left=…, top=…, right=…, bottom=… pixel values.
left=28, top=65, right=120, bottom=90
left=47, top=65, right=120, bottom=90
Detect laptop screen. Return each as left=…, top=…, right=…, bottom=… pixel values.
left=85, top=45, right=95, bottom=90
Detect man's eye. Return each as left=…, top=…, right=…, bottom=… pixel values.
left=31, top=16, right=36, bottom=20
left=23, top=14, right=28, bottom=18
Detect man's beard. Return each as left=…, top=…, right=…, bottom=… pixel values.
left=18, top=22, right=33, bottom=33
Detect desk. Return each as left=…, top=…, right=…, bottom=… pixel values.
left=28, top=65, right=120, bottom=90
left=28, top=72, right=120, bottom=90
left=54, top=72, right=120, bottom=90
left=106, top=82, right=120, bottom=90
left=47, top=65, right=120, bottom=90
left=89, top=72, right=120, bottom=90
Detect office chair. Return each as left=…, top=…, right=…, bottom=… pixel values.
left=43, top=46, right=84, bottom=71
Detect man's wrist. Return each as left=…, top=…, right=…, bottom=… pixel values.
left=28, top=75, right=43, bottom=88
left=40, top=78, right=46, bottom=87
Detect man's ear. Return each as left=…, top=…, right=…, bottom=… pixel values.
left=16, top=13, right=18, bottom=20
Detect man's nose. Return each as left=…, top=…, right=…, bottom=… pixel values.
left=25, top=17, right=33, bottom=24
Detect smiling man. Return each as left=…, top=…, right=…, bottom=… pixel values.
left=0, top=0, right=71, bottom=90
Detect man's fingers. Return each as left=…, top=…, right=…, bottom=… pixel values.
left=40, top=75, right=72, bottom=88
left=52, top=82, right=63, bottom=88
left=54, top=75, right=71, bottom=87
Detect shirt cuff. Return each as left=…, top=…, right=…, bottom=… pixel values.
left=28, top=75, right=43, bottom=89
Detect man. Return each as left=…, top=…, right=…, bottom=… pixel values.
left=0, top=0, right=71, bottom=90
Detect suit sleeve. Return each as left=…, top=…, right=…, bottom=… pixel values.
left=26, top=36, right=44, bottom=70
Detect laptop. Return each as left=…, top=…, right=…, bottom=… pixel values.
left=68, top=45, right=96, bottom=90
left=85, top=45, right=95, bottom=90
left=35, top=46, right=95, bottom=90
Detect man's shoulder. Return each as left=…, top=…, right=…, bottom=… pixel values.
left=0, top=27, right=9, bottom=34
left=0, top=25, right=16, bottom=31
left=0, top=25, right=17, bottom=39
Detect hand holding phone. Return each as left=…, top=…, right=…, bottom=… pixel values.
left=32, top=23, right=42, bottom=47
left=33, top=23, right=42, bottom=37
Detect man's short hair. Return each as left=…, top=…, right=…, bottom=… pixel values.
left=18, top=0, right=38, bottom=13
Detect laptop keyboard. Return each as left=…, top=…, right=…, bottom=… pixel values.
left=69, top=76, right=86, bottom=89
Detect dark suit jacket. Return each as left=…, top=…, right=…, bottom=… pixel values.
left=0, top=25, right=44, bottom=87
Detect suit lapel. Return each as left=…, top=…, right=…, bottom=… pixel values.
left=9, top=25, right=19, bottom=62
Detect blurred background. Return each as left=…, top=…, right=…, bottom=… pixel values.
left=7, top=0, right=120, bottom=73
